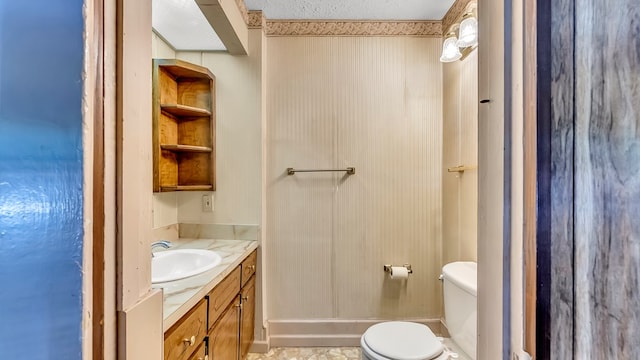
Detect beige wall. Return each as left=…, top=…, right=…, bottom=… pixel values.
left=442, top=50, right=479, bottom=265
left=150, top=30, right=262, bottom=228
left=265, top=36, right=443, bottom=328
left=152, top=32, right=176, bottom=59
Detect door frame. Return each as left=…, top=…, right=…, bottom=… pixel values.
left=523, top=0, right=540, bottom=357
left=524, top=0, right=570, bottom=357
left=86, top=0, right=118, bottom=358
left=91, top=0, right=106, bottom=357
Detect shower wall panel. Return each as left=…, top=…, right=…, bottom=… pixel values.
left=266, top=36, right=443, bottom=320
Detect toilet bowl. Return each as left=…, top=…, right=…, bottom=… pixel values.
left=360, top=321, right=447, bottom=360
left=360, top=261, right=477, bottom=360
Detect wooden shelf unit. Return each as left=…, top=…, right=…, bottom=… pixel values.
left=153, top=59, right=216, bottom=192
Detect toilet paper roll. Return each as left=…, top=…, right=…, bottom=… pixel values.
left=389, top=266, right=409, bottom=279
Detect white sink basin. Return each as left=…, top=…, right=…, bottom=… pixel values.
left=152, top=249, right=222, bottom=283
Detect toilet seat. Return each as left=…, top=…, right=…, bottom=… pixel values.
left=361, top=322, right=444, bottom=360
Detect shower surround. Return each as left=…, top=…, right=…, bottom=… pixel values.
left=265, top=36, right=444, bottom=345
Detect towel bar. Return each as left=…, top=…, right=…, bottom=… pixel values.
left=287, top=167, right=355, bottom=175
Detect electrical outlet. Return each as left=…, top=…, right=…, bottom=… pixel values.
left=202, top=194, right=213, bottom=212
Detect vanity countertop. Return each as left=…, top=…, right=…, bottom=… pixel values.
left=152, top=238, right=258, bottom=332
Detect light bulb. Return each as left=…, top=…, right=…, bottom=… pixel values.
left=457, top=16, right=478, bottom=48
left=440, top=35, right=462, bottom=63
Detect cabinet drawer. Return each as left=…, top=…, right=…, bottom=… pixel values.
left=207, top=266, right=241, bottom=329
left=240, top=250, right=257, bottom=288
left=164, top=300, right=207, bottom=360
left=186, top=342, right=206, bottom=360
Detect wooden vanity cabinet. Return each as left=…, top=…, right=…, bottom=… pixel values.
left=208, top=249, right=256, bottom=360
left=164, top=250, right=257, bottom=360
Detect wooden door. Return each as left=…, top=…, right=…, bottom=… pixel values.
left=535, top=0, right=640, bottom=358
left=208, top=296, right=240, bottom=360
left=240, top=276, right=256, bottom=359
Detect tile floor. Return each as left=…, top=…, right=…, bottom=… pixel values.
left=246, top=347, right=361, bottom=360
left=246, top=339, right=471, bottom=360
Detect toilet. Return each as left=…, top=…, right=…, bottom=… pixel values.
left=360, top=262, right=477, bottom=360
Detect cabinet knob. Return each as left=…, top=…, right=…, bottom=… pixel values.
left=183, top=335, right=196, bottom=346
left=249, top=265, right=256, bottom=272
left=242, top=295, right=250, bottom=302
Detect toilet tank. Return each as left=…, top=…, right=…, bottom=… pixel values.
left=442, top=261, right=477, bottom=359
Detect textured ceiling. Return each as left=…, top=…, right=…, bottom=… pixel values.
left=244, top=0, right=457, bottom=20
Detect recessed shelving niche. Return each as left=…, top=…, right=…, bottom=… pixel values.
left=152, top=59, right=216, bottom=192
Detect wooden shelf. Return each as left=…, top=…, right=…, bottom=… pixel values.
left=153, top=58, right=216, bottom=192
left=160, top=144, right=213, bottom=153
left=160, top=185, right=214, bottom=191
left=161, top=104, right=211, bottom=117
left=157, top=59, right=215, bottom=80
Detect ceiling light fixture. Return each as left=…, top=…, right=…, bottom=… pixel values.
left=440, top=33, right=463, bottom=63
left=439, top=2, right=478, bottom=63
left=456, top=13, right=478, bottom=48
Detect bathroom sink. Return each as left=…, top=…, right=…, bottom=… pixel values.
left=152, top=249, right=222, bottom=283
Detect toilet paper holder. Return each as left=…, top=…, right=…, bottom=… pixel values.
left=383, top=264, right=413, bottom=274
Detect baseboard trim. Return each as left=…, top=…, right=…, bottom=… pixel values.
left=266, top=319, right=447, bottom=348
left=270, top=334, right=362, bottom=347
left=249, top=340, right=270, bottom=353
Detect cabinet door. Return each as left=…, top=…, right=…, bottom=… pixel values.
left=240, top=276, right=256, bottom=359
left=208, top=296, right=240, bottom=360
left=208, top=266, right=241, bottom=330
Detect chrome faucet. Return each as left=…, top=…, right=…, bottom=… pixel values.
left=151, top=240, right=172, bottom=257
